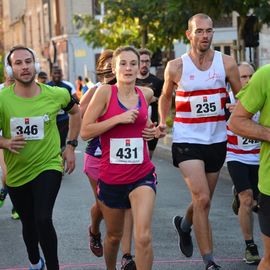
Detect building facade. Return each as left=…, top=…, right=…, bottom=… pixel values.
left=1, top=0, right=102, bottom=84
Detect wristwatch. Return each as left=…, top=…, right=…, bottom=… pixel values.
left=66, top=139, right=78, bottom=147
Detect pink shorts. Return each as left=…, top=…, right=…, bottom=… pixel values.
left=83, top=153, right=101, bottom=181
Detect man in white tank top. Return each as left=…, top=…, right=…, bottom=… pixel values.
left=157, top=13, right=242, bottom=270
left=226, top=62, right=261, bottom=265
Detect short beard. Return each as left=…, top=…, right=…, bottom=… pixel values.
left=198, top=44, right=211, bottom=53
left=140, top=69, right=149, bottom=77
left=14, top=74, right=36, bottom=85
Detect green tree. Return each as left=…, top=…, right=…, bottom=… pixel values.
left=221, top=0, right=270, bottom=63
left=73, top=0, right=190, bottom=62
left=74, top=0, right=270, bottom=63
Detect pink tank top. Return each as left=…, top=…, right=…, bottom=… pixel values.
left=98, top=85, right=154, bottom=184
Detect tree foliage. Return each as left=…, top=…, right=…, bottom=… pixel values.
left=73, top=0, right=270, bottom=62
left=73, top=0, right=190, bottom=55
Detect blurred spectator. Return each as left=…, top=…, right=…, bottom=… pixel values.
left=37, top=71, right=48, bottom=84
left=47, top=66, right=77, bottom=150
left=82, top=77, right=94, bottom=95
left=76, top=75, right=84, bottom=100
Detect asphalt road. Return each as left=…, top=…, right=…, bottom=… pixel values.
left=0, top=139, right=262, bottom=270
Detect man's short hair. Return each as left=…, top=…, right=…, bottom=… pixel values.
left=188, top=13, right=212, bottom=30
left=238, top=61, right=255, bottom=71
left=38, top=71, right=48, bottom=79
left=138, top=48, right=152, bottom=58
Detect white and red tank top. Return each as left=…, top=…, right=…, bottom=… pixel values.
left=226, top=91, right=260, bottom=165
left=173, top=51, right=227, bottom=144
left=98, top=85, right=154, bottom=185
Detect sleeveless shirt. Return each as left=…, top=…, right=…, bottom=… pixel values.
left=226, top=91, right=260, bottom=164
left=173, top=51, right=227, bottom=144
left=98, top=85, right=154, bottom=184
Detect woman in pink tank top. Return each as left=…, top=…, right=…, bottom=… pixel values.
left=81, top=46, right=157, bottom=270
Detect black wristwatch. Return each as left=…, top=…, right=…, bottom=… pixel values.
left=66, top=139, right=78, bottom=147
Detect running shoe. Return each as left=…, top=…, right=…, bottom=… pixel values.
left=172, top=215, right=193, bottom=257
left=120, top=253, right=136, bottom=270
left=244, top=243, right=261, bottom=265
left=89, top=226, right=103, bottom=257
left=29, top=257, right=45, bottom=270
left=205, top=261, right=221, bottom=270
left=0, top=188, right=7, bottom=208
left=11, top=208, right=20, bottom=220
left=231, top=185, right=240, bottom=215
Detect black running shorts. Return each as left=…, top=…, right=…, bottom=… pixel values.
left=258, top=192, right=270, bottom=237
left=172, top=141, right=227, bottom=173
left=227, top=161, right=259, bottom=199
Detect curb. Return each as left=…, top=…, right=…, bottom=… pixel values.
left=154, top=134, right=172, bottom=162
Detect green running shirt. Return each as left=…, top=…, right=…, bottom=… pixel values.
left=0, top=83, right=71, bottom=187
left=236, top=64, right=270, bottom=195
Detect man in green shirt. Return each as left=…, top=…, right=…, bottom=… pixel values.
left=0, top=46, right=81, bottom=270
left=229, top=64, right=270, bottom=270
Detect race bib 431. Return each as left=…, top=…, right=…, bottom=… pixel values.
left=110, top=138, right=144, bottom=164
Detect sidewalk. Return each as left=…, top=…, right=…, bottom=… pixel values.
left=154, top=134, right=172, bottom=161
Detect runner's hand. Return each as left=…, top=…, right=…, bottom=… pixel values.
left=62, top=146, right=76, bottom=174
left=156, top=124, right=167, bottom=138
left=116, top=109, right=139, bottom=124
left=142, top=122, right=157, bottom=141
left=6, top=135, right=26, bottom=154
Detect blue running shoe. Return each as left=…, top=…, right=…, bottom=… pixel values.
left=29, top=257, right=45, bottom=270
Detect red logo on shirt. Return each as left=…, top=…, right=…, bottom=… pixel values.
left=189, top=75, right=195, bottom=80
left=25, top=118, right=29, bottom=124
left=203, top=96, right=208, bottom=102
left=125, top=139, right=131, bottom=146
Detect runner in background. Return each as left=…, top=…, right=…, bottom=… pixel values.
left=136, top=48, right=163, bottom=159
left=37, top=71, right=48, bottom=84
left=226, top=62, right=260, bottom=265
left=47, top=66, right=78, bottom=151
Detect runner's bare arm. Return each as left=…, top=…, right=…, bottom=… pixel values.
left=157, top=59, right=180, bottom=137
left=80, top=84, right=99, bottom=117
left=62, top=103, right=81, bottom=174
left=140, top=86, right=157, bottom=140
left=141, top=86, right=154, bottom=106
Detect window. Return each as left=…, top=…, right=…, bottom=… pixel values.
left=213, top=44, right=232, bottom=55
left=224, top=46, right=231, bottom=55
